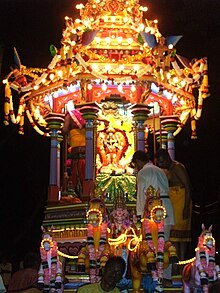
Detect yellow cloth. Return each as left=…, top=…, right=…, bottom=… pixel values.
left=77, top=283, right=120, bottom=293
left=69, top=128, right=86, bottom=148
left=169, top=186, right=192, bottom=242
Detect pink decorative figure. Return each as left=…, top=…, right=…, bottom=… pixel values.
left=182, top=224, right=220, bottom=293
left=38, top=226, right=63, bottom=292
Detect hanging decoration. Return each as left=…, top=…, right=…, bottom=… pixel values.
left=2, top=0, right=209, bottom=138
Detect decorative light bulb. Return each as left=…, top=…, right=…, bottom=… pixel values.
left=139, top=23, right=145, bottom=31
left=119, top=64, right=124, bottom=71
left=173, top=76, right=179, bottom=84
left=106, top=37, right=110, bottom=45
left=118, top=84, right=123, bottom=92
left=134, top=65, right=139, bottom=72
left=58, top=70, right=63, bottom=78
left=102, top=83, right=107, bottom=91
left=128, top=38, right=133, bottom=45
left=105, top=64, right=111, bottom=72
left=53, top=92, right=59, bottom=98
left=117, top=36, right=122, bottom=44
left=87, top=84, right=92, bottom=90
left=168, top=44, right=173, bottom=49
left=95, top=37, right=100, bottom=44
left=131, top=84, right=136, bottom=92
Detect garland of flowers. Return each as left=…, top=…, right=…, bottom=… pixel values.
left=87, top=222, right=108, bottom=283
left=143, top=218, right=165, bottom=280
left=197, top=233, right=216, bottom=284
left=38, top=241, right=62, bottom=289
left=26, top=107, right=50, bottom=136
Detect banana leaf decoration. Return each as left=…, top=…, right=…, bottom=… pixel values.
left=13, top=47, right=21, bottom=70
left=138, top=32, right=182, bottom=49
left=49, top=44, right=57, bottom=57
left=176, top=54, right=191, bottom=69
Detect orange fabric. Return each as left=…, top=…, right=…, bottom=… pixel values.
left=69, top=128, right=86, bottom=147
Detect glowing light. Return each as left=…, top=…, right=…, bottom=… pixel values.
left=168, top=44, right=173, bottom=50
left=131, top=84, right=136, bottom=92
left=92, top=64, right=98, bottom=71
left=150, top=205, right=166, bottom=223
left=105, top=64, right=111, bottom=72
left=128, top=38, right=133, bottom=45
left=134, top=65, right=139, bottom=72
left=166, top=91, right=173, bottom=100
left=181, top=80, right=186, bottom=87
left=117, top=36, right=122, bottom=44
left=33, top=85, right=39, bottom=90
left=106, top=37, right=111, bottom=45
left=58, top=70, right=63, bottom=78
left=87, top=83, right=92, bottom=90
left=86, top=208, right=102, bottom=226
left=173, top=76, right=179, bottom=84
left=203, top=235, right=215, bottom=247
left=53, top=92, right=59, bottom=98
left=49, top=73, right=55, bottom=80
left=95, top=37, right=100, bottom=44
left=118, top=84, right=123, bottom=92
left=102, top=83, right=107, bottom=91
left=172, top=94, right=178, bottom=104
left=108, top=227, right=142, bottom=252
left=41, top=238, right=54, bottom=249
left=139, top=23, right=145, bottom=31
left=119, top=64, right=124, bottom=71
left=66, top=100, right=75, bottom=112
left=58, top=250, right=78, bottom=259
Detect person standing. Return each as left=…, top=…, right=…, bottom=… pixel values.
left=155, top=148, right=192, bottom=261
left=62, top=102, right=86, bottom=198
left=131, top=150, right=175, bottom=286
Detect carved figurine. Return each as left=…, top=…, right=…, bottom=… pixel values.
left=77, top=198, right=110, bottom=283
left=130, top=186, right=178, bottom=293
left=38, top=226, right=63, bottom=292
left=182, top=224, right=220, bottom=293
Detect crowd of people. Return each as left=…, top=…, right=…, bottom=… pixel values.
left=0, top=148, right=200, bottom=292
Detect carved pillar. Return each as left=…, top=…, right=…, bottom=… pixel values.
left=129, top=103, right=151, bottom=151
left=155, top=129, right=168, bottom=149
left=160, top=115, right=179, bottom=160
left=80, top=102, right=101, bottom=201
left=45, top=113, right=64, bottom=202
left=57, top=133, right=63, bottom=195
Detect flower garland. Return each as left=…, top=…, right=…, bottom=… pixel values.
left=38, top=241, right=62, bottom=290
left=87, top=222, right=108, bottom=283
left=197, top=233, right=216, bottom=284
left=143, top=218, right=165, bottom=281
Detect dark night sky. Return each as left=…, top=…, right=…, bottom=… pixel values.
left=0, top=0, right=220, bottom=261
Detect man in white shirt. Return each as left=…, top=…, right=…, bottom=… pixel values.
left=131, top=150, right=175, bottom=286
